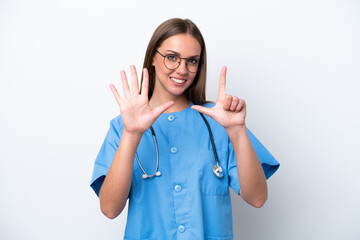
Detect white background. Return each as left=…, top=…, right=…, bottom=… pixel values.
left=1, top=0, right=359, bottom=239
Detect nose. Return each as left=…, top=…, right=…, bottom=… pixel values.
left=176, top=59, right=188, bottom=75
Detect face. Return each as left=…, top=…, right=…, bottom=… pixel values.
left=152, top=33, right=202, bottom=99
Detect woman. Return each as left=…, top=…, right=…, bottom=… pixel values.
left=90, top=18, right=279, bottom=240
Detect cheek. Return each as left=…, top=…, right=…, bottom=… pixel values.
left=189, top=73, right=197, bottom=83
left=155, top=63, right=173, bottom=78
left=153, top=58, right=164, bottom=71
left=153, top=58, right=164, bottom=73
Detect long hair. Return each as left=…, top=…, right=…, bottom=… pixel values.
left=140, top=18, right=207, bottom=105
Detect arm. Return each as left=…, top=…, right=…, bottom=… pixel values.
left=99, top=130, right=142, bottom=219
left=99, top=66, right=173, bottom=219
left=226, top=125, right=267, bottom=208
left=191, top=66, right=267, bottom=208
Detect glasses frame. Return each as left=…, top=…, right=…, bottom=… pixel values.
left=156, top=50, right=201, bottom=73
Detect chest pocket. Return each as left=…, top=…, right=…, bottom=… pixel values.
left=197, top=149, right=229, bottom=196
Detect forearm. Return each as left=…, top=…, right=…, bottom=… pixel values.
left=226, top=125, right=267, bottom=208
left=99, top=130, right=142, bottom=218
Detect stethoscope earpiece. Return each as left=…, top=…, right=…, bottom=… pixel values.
left=142, top=171, right=161, bottom=179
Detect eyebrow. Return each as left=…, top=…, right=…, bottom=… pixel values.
left=165, top=50, right=200, bottom=58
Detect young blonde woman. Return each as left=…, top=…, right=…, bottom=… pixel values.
left=90, top=18, right=279, bottom=240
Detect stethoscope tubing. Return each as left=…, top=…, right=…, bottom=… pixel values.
left=136, top=112, right=223, bottom=179
left=199, top=112, right=220, bottom=166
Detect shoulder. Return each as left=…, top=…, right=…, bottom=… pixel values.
left=109, top=114, right=124, bottom=134
left=202, top=102, right=215, bottom=108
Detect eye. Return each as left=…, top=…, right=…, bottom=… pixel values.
left=188, top=58, right=199, bottom=65
left=166, top=55, right=178, bottom=62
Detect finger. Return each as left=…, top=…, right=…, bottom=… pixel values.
left=130, top=65, right=139, bottom=96
left=109, top=84, right=123, bottom=106
left=217, top=66, right=227, bottom=101
left=223, top=94, right=232, bottom=110
left=191, top=105, right=214, bottom=118
left=141, top=68, right=149, bottom=98
left=229, top=96, right=239, bottom=111
left=120, top=70, right=131, bottom=99
left=236, top=99, right=246, bottom=112
left=152, top=101, right=175, bottom=118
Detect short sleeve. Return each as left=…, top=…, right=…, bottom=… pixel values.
left=228, top=127, right=280, bottom=195
left=90, top=117, right=123, bottom=197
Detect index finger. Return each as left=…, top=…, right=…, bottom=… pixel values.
left=217, top=66, right=227, bottom=100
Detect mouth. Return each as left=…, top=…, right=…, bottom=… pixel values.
left=170, top=77, right=186, bottom=84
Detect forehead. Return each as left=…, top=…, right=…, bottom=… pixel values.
left=158, top=34, right=201, bottom=56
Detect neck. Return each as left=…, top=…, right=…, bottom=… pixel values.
left=149, top=95, right=190, bottom=113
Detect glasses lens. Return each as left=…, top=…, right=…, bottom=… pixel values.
left=164, top=55, right=180, bottom=70
left=186, top=59, right=200, bottom=73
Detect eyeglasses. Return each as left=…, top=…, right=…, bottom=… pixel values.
left=156, top=50, right=201, bottom=73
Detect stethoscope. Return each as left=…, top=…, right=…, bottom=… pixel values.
left=135, top=112, right=224, bottom=179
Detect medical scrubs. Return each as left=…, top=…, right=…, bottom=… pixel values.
left=90, top=103, right=279, bottom=240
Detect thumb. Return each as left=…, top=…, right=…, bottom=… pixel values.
left=191, top=105, right=214, bottom=117
left=152, top=101, right=174, bottom=118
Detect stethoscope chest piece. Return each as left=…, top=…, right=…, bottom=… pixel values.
left=212, top=164, right=224, bottom=178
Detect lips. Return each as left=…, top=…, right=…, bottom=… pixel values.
left=170, top=77, right=186, bottom=84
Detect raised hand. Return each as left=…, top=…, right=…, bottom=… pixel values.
left=191, top=66, right=246, bottom=129
left=110, top=65, right=174, bottom=134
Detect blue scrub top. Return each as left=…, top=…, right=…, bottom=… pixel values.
left=90, top=103, right=279, bottom=240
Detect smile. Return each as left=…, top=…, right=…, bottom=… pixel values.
left=170, top=77, right=186, bottom=84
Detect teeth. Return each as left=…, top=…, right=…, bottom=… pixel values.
left=171, top=77, right=185, bottom=84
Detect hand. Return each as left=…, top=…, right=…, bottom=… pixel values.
left=191, top=66, right=246, bottom=129
left=110, top=65, right=174, bottom=134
